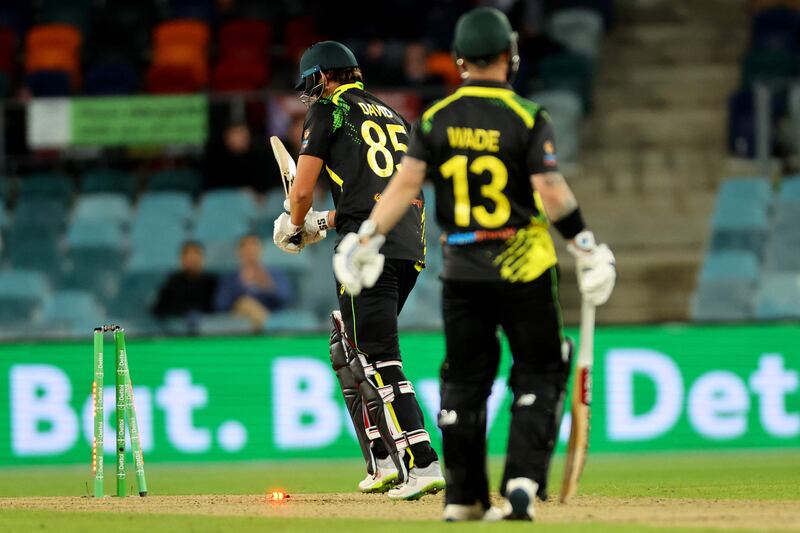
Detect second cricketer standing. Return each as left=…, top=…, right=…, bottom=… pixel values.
left=273, top=40, right=445, bottom=500
left=333, top=7, right=616, bottom=521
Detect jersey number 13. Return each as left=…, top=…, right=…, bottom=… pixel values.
left=440, top=155, right=511, bottom=229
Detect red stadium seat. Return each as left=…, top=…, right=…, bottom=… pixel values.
left=284, top=16, right=321, bottom=62
left=219, top=19, right=271, bottom=62
left=153, top=19, right=209, bottom=51
left=211, top=58, right=267, bottom=92
left=153, top=43, right=208, bottom=84
left=26, top=23, right=81, bottom=55
left=425, top=52, right=461, bottom=88
left=146, top=63, right=204, bottom=94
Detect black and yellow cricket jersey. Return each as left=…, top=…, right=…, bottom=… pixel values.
left=300, top=81, right=425, bottom=264
left=406, top=79, right=559, bottom=282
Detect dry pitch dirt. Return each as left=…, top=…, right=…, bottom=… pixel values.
left=2, top=493, right=800, bottom=530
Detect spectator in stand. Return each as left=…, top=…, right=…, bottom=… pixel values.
left=204, top=120, right=279, bottom=195
left=214, top=234, right=293, bottom=330
left=153, top=241, right=219, bottom=318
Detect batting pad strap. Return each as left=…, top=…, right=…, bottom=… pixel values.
left=377, top=384, right=396, bottom=404
left=366, top=426, right=381, bottom=440
left=374, top=360, right=403, bottom=369
left=397, top=381, right=415, bottom=396
left=394, top=429, right=431, bottom=449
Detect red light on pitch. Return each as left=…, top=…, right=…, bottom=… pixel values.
left=266, top=490, right=289, bottom=502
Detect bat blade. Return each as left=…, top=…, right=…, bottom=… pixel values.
left=560, top=302, right=595, bottom=503
left=270, top=136, right=296, bottom=198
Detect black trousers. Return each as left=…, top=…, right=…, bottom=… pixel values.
left=439, top=267, right=569, bottom=506
left=336, top=259, right=438, bottom=468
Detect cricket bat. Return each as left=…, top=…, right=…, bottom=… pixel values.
left=270, top=135, right=317, bottom=246
left=270, top=136, right=297, bottom=198
left=560, top=300, right=595, bottom=503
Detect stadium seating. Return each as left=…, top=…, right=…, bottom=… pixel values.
left=0, top=269, right=49, bottom=322
left=694, top=174, right=800, bottom=322
left=0, top=1, right=613, bottom=337
left=81, top=170, right=138, bottom=198
left=148, top=169, right=203, bottom=196
left=709, top=177, right=771, bottom=254
left=72, top=193, right=132, bottom=227
left=755, top=273, right=800, bottom=319
left=42, top=289, right=102, bottom=333
left=547, top=8, right=604, bottom=59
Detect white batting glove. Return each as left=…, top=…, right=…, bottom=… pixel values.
left=302, top=209, right=329, bottom=246
left=273, top=212, right=303, bottom=254
left=567, top=230, right=616, bottom=307
left=333, top=221, right=386, bottom=296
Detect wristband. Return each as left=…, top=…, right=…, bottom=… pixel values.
left=553, top=207, right=586, bottom=240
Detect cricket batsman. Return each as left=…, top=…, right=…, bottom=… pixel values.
left=332, top=8, right=616, bottom=521
left=272, top=40, right=445, bottom=500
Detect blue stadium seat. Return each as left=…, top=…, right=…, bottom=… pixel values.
left=691, top=281, right=754, bottom=322
left=65, top=222, right=126, bottom=299
left=398, top=289, right=443, bottom=330
left=201, top=240, right=239, bottom=273
left=299, top=238, right=339, bottom=319
left=539, top=52, right=594, bottom=113
left=710, top=180, right=771, bottom=254
left=13, top=197, right=69, bottom=234
left=194, top=215, right=250, bottom=242
left=699, top=251, right=760, bottom=283
left=148, top=169, right=202, bottom=196
left=265, top=309, right=322, bottom=333
left=199, top=189, right=259, bottom=223
left=717, top=177, right=772, bottom=205
left=136, top=191, right=194, bottom=225
left=531, top=89, right=582, bottom=161
left=261, top=189, right=287, bottom=222
left=128, top=231, right=184, bottom=272
left=547, top=8, right=604, bottom=59
left=82, top=169, right=138, bottom=198
left=72, top=193, right=132, bottom=227
left=763, top=203, right=800, bottom=271
left=0, top=269, right=50, bottom=321
left=6, top=240, right=62, bottom=280
left=755, top=273, right=800, bottom=319
left=779, top=176, right=800, bottom=202
left=108, top=270, right=169, bottom=319
left=42, top=289, right=103, bottom=332
left=67, top=220, right=124, bottom=249
left=18, top=172, right=74, bottom=201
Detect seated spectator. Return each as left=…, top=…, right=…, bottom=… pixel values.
left=153, top=241, right=218, bottom=318
left=214, top=234, right=293, bottom=330
left=204, top=120, right=278, bottom=194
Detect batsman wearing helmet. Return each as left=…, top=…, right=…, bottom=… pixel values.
left=333, top=7, right=616, bottom=521
left=272, top=40, right=444, bottom=500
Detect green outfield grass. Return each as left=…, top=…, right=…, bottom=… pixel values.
left=1, top=451, right=799, bottom=532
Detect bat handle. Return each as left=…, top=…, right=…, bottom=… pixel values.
left=578, top=301, right=595, bottom=366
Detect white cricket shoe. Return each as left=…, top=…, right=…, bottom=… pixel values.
left=358, top=457, right=399, bottom=493
left=442, top=503, right=484, bottom=521
left=502, top=477, right=538, bottom=521
left=387, top=460, right=445, bottom=500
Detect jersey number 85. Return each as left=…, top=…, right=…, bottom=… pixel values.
left=361, top=120, right=407, bottom=178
